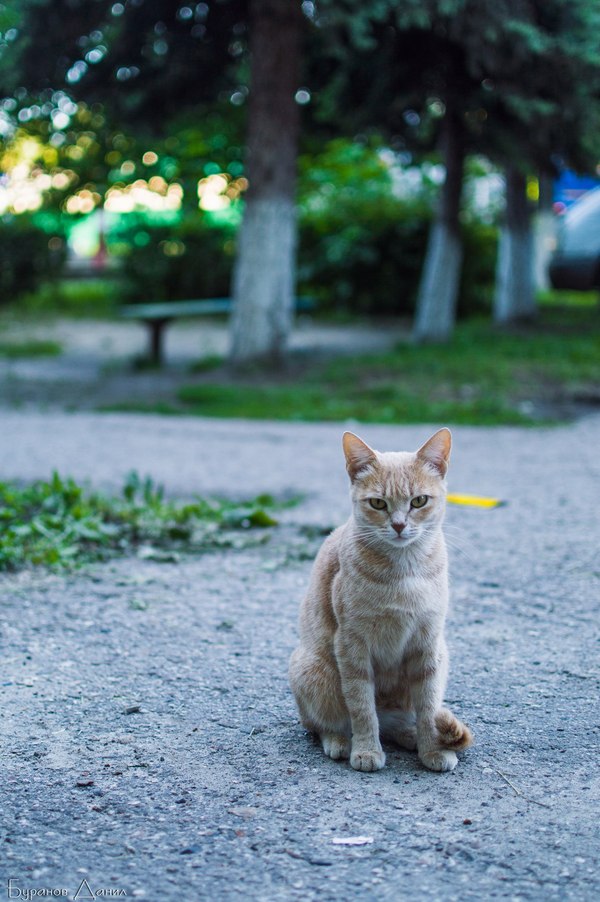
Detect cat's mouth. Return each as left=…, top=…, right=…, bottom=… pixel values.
left=390, top=532, right=416, bottom=546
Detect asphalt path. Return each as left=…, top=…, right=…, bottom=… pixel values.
left=1, top=412, right=599, bottom=901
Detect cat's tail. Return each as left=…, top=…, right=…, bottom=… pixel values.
left=435, top=708, right=473, bottom=751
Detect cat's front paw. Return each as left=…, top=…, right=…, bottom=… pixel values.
left=322, top=734, right=351, bottom=760
left=350, top=747, right=386, bottom=772
left=419, top=749, right=458, bottom=772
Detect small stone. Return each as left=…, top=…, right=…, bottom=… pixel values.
left=332, top=836, right=373, bottom=846
left=228, top=806, right=259, bottom=819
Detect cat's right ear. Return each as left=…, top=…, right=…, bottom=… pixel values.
left=342, top=432, right=377, bottom=481
left=416, top=427, right=452, bottom=477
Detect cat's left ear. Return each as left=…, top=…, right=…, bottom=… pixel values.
left=416, top=428, right=452, bottom=477
left=343, top=432, right=377, bottom=481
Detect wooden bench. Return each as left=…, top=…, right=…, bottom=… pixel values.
left=120, top=297, right=314, bottom=365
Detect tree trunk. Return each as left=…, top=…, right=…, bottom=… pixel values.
left=413, top=114, right=465, bottom=343
left=532, top=172, right=555, bottom=291
left=229, top=0, right=302, bottom=367
left=494, top=168, right=536, bottom=323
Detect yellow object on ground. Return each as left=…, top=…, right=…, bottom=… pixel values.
left=447, top=493, right=505, bottom=509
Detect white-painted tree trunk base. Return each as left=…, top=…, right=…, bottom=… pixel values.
left=533, top=211, right=556, bottom=291
left=494, top=226, right=536, bottom=323
left=413, top=223, right=462, bottom=342
left=230, top=196, right=296, bottom=365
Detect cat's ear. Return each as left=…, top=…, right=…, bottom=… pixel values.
left=416, top=428, right=452, bottom=477
left=342, top=432, right=377, bottom=481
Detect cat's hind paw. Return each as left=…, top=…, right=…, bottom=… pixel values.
left=392, top=726, right=418, bottom=751
left=378, top=710, right=418, bottom=751
left=350, top=747, right=386, bottom=772
left=419, top=749, right=458, bottom=772
left=322, top=734, right=351, bottom=760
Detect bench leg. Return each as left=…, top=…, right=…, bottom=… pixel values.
left=148, top=318, right=169, bottom=366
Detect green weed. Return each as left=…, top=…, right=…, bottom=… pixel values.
left=0, top=471, right=284, bottom=571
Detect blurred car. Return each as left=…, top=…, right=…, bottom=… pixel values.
left=549, top=186, right=600, bottom=290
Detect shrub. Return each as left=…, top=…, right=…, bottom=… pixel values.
left=114, top=215, right=236, bottom=303
left=459, top=220, right=497, bottom=317
left=298, top=195, right=430, bottom=316
left=297, top=203, right=497, bottom=319
left=296, top=140, right=497, bottom=317
left=0, top=216, right=66, bottom=306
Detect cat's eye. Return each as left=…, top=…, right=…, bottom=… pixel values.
left=369, top=498, right=387, bottom=510
left=411, top=495, right=429, bottom=509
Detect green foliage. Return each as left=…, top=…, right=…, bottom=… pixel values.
left=114, top=215, right=237, bottom=303
left=0, top=0, right=247, bottom=127
left=297, top=140, right=496, bottom=316
left=297, top=139, right=426, bottom=315
left=0, top=472, right=282, bottom=571
left=0, top=216, right=65, bottom=306
left=172, top=306, right=600, bottom=426
left=315, top=0, right=600, bottom=173
left=15, top=278, right=121, bottom=318
left=459, top=220, right=497, bottom=317
left=112, top=140, right=497, bottom=317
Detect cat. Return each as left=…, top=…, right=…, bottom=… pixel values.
left=289, top=428, right=472, bottom=773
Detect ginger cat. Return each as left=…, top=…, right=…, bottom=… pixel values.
left=289, top=429, right=472, bottom=773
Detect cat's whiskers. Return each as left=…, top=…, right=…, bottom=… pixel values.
left=443, top=523, right=469, bottom=537
left=352, top=528, right=390, bottom=552
left=442, top=523, right=471, bottom=542
left=443, top=533, right=475, bottom=564
left=353, top=523, right=442, bottom=558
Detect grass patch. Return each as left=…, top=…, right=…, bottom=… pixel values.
left=0, top=340, right=62, bottom=358
left=0, top=471, right=286, bottom=571
left=174, top=308, right=600, bottom=426
left=189, top=354, right=225, bottom=374
left=177, top=382, right=530, bottom=425
left=538, top=289, right=599, bottom=309
left=99, top=402, right=183, bottom=416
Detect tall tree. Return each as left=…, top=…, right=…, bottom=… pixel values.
left=0, top=0, right=307, bottom=367
left=314, top=0, right=600, bottom=338
left=230, top=0, right=303, bottom=366
left=413, top=108, right=465, bottom=341
left=310, top=1, right=488, bottom=342
left=486, top=0, right=600, bottom=324
left=494, top=168, right=536, bottom=323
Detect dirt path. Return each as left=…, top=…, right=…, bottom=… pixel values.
left=0, top=316, right=406, bottom=410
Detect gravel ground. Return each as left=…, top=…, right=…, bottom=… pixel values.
left=1, top=412, right=599, bottom=901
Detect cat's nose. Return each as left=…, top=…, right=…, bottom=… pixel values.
left=392, top=521, right=406, bottom=535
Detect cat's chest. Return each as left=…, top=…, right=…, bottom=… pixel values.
left=349, top=567, right=437, bottom=613
left=366, top=608, right=417, bottom=666
left=334, top=556, right=444, bottom=658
